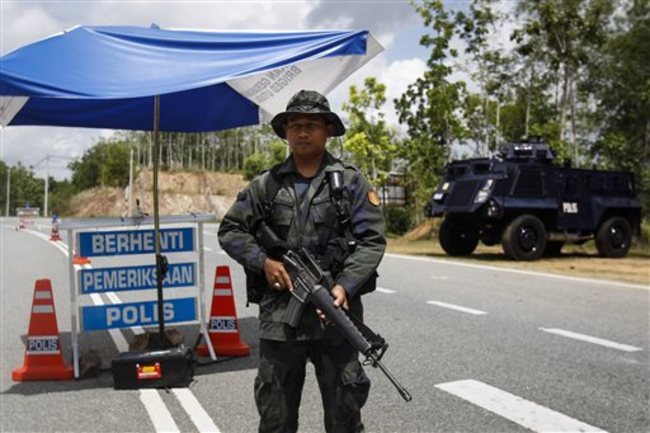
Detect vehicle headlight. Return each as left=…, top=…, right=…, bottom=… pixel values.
left=485, top=199, right=501, bottom=218
left=432, top=182, right=450, bottom=201
left=474, top=179, right=494, bottom=204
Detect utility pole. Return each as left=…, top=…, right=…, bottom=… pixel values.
left=33, top=154, right=72, bottom=218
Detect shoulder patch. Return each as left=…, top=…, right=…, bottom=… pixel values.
left=367, top=190, right=381, bottom=206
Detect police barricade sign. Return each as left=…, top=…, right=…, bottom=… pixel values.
left=59, top=214, right=216, bottom=378
left=77, top=227, right=195, bottom=257
left=78, top=262, right=196, bottom=294
left=82, top=297, right=197, bottom=331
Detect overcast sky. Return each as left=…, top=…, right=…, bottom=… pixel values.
left=0, top=0, right=466, bottom=180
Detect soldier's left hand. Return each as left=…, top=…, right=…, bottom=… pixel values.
left=317, top=284, right=348, bottom=322
left=330, top=284, right=349, bottom=309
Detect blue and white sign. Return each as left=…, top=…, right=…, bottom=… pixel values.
left=81, top=297, right=197, bottom=331
left=78, top=262, right=196, bottom=294
left=78, top=227, right=195, bottom=257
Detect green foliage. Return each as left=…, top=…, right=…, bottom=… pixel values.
left=268, top=140, right=288, bottom=165
left=0, top=161, right=46, bottom=215
left=48, top=179, right=77, bottom=216
left=242, top=139, right=287, bottom=180
left=384, top=205, right=413, bottom=235
left=243, top=153, right=269, bottom=181
left=342, top=77, right=397, bottom=186
left=395, top=0, right=465, bottom=214
left=456, top=0, right=510, bottom=154
left=640, top=218, right=650, bottom=246
left=585, top=0, right=650, bottom=211
left=512, top=0, right=615, bottom=164
left=70, top=139, right=129, bottom=190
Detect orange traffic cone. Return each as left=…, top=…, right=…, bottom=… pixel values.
left=72, top=245, right=91, bottom=265
left=197, top=266, right=250, bottom=357
left=12, top=279, right=73, bottom=381
left=49, top=224, right=61, bottom=241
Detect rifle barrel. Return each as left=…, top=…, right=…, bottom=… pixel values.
left=372, top=356, right=412, bottom=402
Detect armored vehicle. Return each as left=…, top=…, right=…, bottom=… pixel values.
left=427, top=139, right=641, bottom=260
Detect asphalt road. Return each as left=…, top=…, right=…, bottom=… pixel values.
left=1, top=218, right=648, bottom=433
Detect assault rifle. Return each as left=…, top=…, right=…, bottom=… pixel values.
left=256, top=222, right=412, bottom=402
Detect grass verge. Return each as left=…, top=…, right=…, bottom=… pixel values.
left=386, top=232, right=650, bottom=287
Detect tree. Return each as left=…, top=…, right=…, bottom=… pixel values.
left=0, top=161, right=45, bottom=215
left=70, top=139, right=129, bottom=190
left=243, top=153, right=269, bottom=180
left=512, top=0, right=615, bottom=164
left=48, top=179, right=77, bottom=216
left=456, top=0, right=508, bottom=154
left=342, top=77, right=396, bottom=186
left=587, top=0, right=650, bottom=211
left=396, top=0, right=466, bottom=212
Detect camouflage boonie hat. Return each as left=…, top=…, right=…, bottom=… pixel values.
left=271, top=90, right=346, bottom=139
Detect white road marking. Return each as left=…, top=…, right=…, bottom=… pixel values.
left=426, top=300, right=487, bottom=315
left=385, top=253, right=649, bottom=290
left=105, top=292, right=121, bottom=304
left=25, top=228, right=70, bottom=256
left=139, top=389, right=180, bottom=433
left=436, top=379, right=608, bottom=433
left=540, top=328, right=643, bottom=352
left=172, top=388, right=222, bottom=433
left=376, top=287, right=396, bottom=294
left=88, top=293, right=129, bottom=351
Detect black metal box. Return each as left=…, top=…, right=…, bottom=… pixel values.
left=111, top=347, right=194, bottom=389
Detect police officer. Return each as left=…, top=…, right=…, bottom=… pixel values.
left=218, top=90, right=386, bottom=433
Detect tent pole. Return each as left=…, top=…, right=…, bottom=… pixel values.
left=152, top=94, right=169, bottom=348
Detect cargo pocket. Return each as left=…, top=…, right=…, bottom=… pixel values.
left=312, top=198, right=336, bottom=230
left=312, top=198, right=337, bottom=255
left=254, top=359, right=281, bottom=424
left=271, top=200, right=293, bottom=240
left=340, top=360, right=371, bottom=414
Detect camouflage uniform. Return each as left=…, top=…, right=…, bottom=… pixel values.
left=218, top=150, right=386, bottom=432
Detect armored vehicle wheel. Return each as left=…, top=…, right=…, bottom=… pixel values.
left=596, top=217, right=632, bottom=258
left=543, top=241, right=564, bottom=257
left=439, top=218, right=479, bottom=256
left=502, top=215, right=547, bottom=261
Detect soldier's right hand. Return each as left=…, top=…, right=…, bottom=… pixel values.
left=264, top=258, right=293, bottom=291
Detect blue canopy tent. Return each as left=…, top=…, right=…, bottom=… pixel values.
left=0, top=25, right=382, bottom=351
left=0, top=25, right=382, bottom=130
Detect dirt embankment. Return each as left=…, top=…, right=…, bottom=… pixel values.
left=68, top=170, right=246, bottom=219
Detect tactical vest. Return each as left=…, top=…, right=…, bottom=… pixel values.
left=245, top=164, right=376, bottom=305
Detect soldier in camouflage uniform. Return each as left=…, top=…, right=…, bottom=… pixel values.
left=218, top=90, right=386, bottom=433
